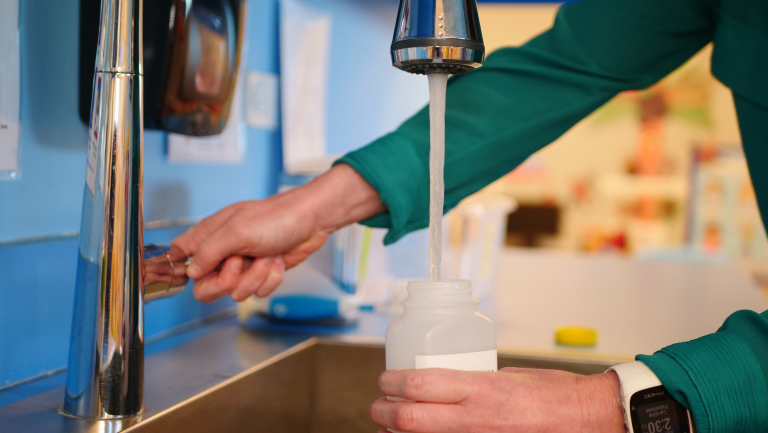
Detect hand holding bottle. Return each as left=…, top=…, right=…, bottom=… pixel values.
left=371, top=368, right=624, bottom=433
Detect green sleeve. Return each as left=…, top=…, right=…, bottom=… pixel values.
left=640, top=92, right=768, bottom=433
left=637, top=309, right=768, bottom=433
left=336, top=0, right=715, bottom=245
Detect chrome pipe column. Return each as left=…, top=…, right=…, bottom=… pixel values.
left=391, top=0, right=485, bottom=75
left=64, top=0, right=145, bottom=418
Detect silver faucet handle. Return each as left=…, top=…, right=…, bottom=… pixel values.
left=144, top=244, right=189, bottom=303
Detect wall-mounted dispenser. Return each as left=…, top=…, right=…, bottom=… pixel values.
left=79, top=0, right=246, bottom=136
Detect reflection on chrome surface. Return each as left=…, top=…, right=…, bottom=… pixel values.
left=65, top=0, right=184, bottom=420
left=143, top=244, right=188, bottom=303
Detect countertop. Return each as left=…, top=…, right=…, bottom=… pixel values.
left=488, top=249, right=768, bottom=360
left=1, top=248, right=766, bottom=431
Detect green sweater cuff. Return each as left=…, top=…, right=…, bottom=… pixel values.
left=637, top=311, right=768, bottom=433
left=335, top=132, right=430, bottom=245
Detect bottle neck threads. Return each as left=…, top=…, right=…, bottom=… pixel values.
left=403, top=279, right=478, bottom=309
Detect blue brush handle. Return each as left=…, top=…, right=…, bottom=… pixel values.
left=268, top=295, right=341, bottom=320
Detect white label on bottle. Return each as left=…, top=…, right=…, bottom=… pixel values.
left=415, top=350, right=498, bottom=372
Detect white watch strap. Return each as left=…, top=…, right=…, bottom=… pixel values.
left=608, top=361, right=695, bottom=433
left=607, top=361, right=662, bottom=433
left=608, top=361, right=662, bottom=399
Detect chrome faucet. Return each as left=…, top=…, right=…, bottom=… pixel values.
left=64, top=0, right=186, bottom=419
left=391, top=0, right=485, bottom=75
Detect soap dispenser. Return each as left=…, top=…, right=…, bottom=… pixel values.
left=79, top=0, right=246, bottom=136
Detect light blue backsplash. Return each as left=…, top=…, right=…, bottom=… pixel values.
left=0, top=0, right=283, bottom=392
left=0, top=0, right=283, bottom=242
left=0, top=0, right=499, bottom=401
left=0, top=227, right=233, bottom=389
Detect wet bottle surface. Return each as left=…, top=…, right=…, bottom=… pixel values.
left=385, top=280, right=497, bottom=372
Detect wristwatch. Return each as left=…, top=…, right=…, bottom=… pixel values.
left=608, top=361, right=695, bottom=433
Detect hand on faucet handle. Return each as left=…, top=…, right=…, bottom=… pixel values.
left=171, top=164, right=385, bottom=303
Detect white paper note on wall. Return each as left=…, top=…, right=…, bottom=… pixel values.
left=168, top=60, right=247, bottom=164
left=280, top=0, right=332, bottom=175
left=167, top=110, right=246, bottom=164
left=246, top=70, right=279, bottom=131
left=0, top=0, right=20, bottom=180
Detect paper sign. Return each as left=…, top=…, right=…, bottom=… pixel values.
left=279, top=0, right=332, bottom=174
left=0, top=0, right=20, bottom=180
left=246, top=70, right=279, bottom=131
left=168, top=55, right=247, bottom=164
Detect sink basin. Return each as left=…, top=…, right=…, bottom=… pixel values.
left=129, top=341, right=617, bottom=433
left=0, top=317, right=620, bottom=433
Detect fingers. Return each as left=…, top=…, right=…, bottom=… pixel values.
left=219, top=255, right=243, bottom=288
left=229, top=257, right=274, bottom=302
left=192, top=255, right=243, bottom=303
left=187, top=223, right=245, bottom=279
left=281, top=232, right=330, bottom=269
left=378, top=369, right=473, bottom=404
left=255, top=256, right=285, bottom=297
left=165, top=243, right=189, bottom=263
left=191, top=256, right=284, bottom=303
left=370, top=398, right=462, bottom=433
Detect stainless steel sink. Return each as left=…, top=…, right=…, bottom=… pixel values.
left=128, top=341, right=617, bottom=433
left=0, top=318, right=619, bottom=433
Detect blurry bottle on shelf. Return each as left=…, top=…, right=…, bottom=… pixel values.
left=385, top=193, right=516, bottom=308
left=443, top=194, right=516, bottom=299
left=688, top=145, right=768, bottom=285
left=504, top=203, right=559, bottom=248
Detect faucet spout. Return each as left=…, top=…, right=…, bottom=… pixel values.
left=64, top=0, right=145, bottom=418
left=390, top=0, right=485, bottom=75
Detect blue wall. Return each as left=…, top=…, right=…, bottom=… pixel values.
left=0, top=0, right=282, bottom=242
left=0, top=0, right=553, bottom=397
left=0, top=0, right=282, bottom=390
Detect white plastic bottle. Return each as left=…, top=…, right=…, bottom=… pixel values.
left=386, top=280, right=497, bottom=372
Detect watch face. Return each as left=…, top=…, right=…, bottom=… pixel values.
left=629, top=385, right=691, bottom=433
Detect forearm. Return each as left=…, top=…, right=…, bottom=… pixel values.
left=578, top=371, right=625, bottom=433
left=299, top=163, right=386, bottom=233
left=339, top=0, right=714, bottom=245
